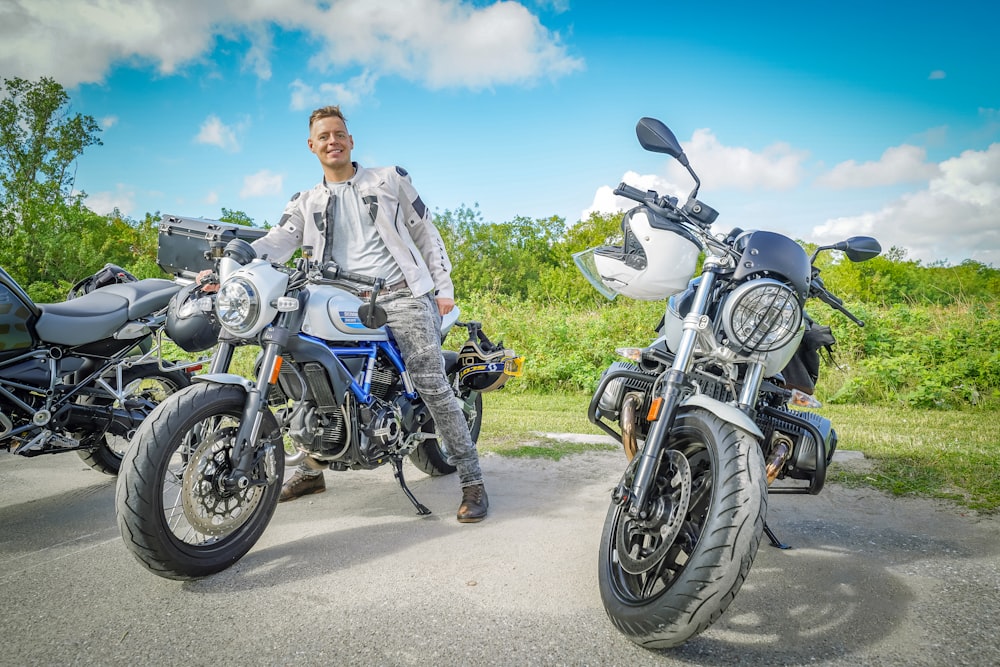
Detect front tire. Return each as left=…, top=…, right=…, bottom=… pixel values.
left=598, top=408, right=767, bottom=648
left=116, top=383, right=284, bottom=580
left=77, top=362, right=191, bottom=475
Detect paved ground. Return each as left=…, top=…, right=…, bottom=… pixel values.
left=2, top=444, right=998, bottom=666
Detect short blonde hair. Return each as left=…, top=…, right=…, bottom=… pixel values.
left=309, top=105, right=347, bottom=129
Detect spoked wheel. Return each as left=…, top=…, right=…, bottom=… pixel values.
left=408, top=388, right=482, bottom=476
left=77, top=362, right=191, bottom=475
left=116, top=383, right=284, bottom=580
left=599, top=408, right=767, bottom=649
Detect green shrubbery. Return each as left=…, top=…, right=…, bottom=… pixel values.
left=2, top=72, right=996, bottom=411
left=450, top=292, right=1000, bottom=410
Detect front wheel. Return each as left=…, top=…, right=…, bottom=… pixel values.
left=115, top=383, right=284, bottom=580
left=77, top=362, right=191, bottom=475
left=599, top=408, right=767, bottom=649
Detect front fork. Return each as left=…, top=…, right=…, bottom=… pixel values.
left=625, top=263, right=722, bottom=519
left=221, top=327, right=289, bottom=492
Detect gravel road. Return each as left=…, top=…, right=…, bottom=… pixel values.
left=2, top=445, right=998, bottom=666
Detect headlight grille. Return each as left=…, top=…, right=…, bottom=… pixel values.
left=721, top=278, right=802, bottom=353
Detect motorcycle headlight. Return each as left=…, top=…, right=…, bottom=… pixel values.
left=215, top=277, right=260, bottom=335
left=721, top=278, right=802, bottom=353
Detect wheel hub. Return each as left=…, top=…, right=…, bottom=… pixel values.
left=181, top=426, right=261, bottom=536
left=616, top=449, right=692, bottom=575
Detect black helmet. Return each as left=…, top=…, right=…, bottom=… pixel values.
left=457, top=326, right=523, bottom=393
left=67, top=263, right=138, bottom=300
left=165, top=283, right=220, bottom=352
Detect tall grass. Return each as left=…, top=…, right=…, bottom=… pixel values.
left=452, top=294, right=1000, bottom=410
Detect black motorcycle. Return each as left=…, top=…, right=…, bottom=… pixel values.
left=1, top=265, right=194, bottom=474
left=575, top=117, right=881, bottom=648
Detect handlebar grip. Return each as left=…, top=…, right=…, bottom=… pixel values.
left=341, top=270, right=379, bottom=287
left=319, top=262, right=382, bottom=289
left=816, top=287, right=864, bottom=326
left=613, top=182, right=647, bottom=202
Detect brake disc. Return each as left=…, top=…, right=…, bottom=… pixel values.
left=616, top=449, right=692, bottom=575
left=181, top=426, right=262, bottom=537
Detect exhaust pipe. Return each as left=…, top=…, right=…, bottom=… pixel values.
left=620, top=392, right=642, bottom=461
left=765, top=432, right=793, bottom=485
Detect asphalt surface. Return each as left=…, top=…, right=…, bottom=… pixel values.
left=2, top=444, right=999, bottom=667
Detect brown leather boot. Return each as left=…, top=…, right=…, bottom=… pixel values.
left=457, top=483, right=488, bottom=523
left=278, top=470, right=326, bottom=502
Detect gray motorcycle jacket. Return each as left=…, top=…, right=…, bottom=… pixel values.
left=252, top=163, right=455, bottom=300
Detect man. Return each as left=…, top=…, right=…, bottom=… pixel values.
left=225, top=105, right=487, bottom=523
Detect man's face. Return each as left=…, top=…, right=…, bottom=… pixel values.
left=307, top=116, right=354, bottom=174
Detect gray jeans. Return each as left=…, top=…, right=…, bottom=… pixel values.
left=382, top=292, right=483, bottom=487
left=298, top=291, right=483, bottom=487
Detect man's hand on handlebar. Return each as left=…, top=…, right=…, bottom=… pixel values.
left=195, top=269, right=219, bottom=293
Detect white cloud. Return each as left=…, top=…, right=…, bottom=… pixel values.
left=817, top=145, right=940, bottom=188
left=0, top=0, right=582, bottom=94
left=811, top=143, right=1000, bottom=265
left=297, top=0, right=583, bottom=90
left=581, top=171, right=687, bottom=220
left=100, top=115, right=118, bottom=129
left=195, top=114, right=246, bottom=152
left=241, top=170, right=283, bottom=198
left=289, top=71, right=378, bottom=111
left=929, top=70, right=946, bottom=80
left=668, top=129, right=809, bottom=191
left=0, top=0, right=228, bottom=87
left=85, top=184, right=135, bottom=216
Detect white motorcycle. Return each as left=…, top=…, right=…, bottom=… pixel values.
left=575, top=117, right=881, bottom=648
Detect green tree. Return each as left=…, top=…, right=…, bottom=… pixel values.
left=0, top=77, right=104, bottom=287
left=0, top=76, right=102, bottom=217
left=218, top=207, right=257, bottom=227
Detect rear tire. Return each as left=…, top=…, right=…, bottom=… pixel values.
left=116, top=383, right=283, bottom=580
left=77, top=362, right=191, bottom=475
left=598, top=408, right=767, bottom=648
left=408, top=389, right=482, bottom=476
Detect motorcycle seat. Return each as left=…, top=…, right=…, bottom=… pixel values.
left=99, top=279, right=182, bottom=318
left=34, top=279, right=181, bottom=346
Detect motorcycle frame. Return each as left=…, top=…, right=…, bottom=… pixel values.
left=195, top=308, right=424, bottom=493
left=1, top=329, right=167, bottom=449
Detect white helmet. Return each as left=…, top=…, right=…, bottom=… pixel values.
left=585, top=207, right=700, bottom=301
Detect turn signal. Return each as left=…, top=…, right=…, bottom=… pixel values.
left=646, top=397, right=664, bottom=422
left=268, top=356, right=284, bottom=385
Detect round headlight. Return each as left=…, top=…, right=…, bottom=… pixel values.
left=721, top=279, right=802, bottom=353
left=215, top=277, right=260, bottom=335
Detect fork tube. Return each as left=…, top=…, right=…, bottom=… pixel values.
left=738, top=362, right=765, bottom=413
left=209, top=339, right=238, bottom=374
left=627, top=266, right=719, bottom=517
left=225, top=327, right=288, bottom=490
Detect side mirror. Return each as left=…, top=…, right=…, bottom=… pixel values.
left=841, top=236, right=882, bottom=262
left=812, top=236, right=882, bottom=264
left=358, top=303, right=388, bottom=330
left=636, top=117, right=688, bottom=165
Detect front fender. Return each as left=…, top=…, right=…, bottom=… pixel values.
left=680, top=394, right=763, bottom=440
left=192, top=373, right=255, bottom=392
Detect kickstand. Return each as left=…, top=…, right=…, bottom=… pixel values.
left=392, top=458, right=432, bottom=515
left=764, top=522, right=791, bottom=550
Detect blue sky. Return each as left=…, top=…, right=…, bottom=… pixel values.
left=2, top=0, right=998, bottom=266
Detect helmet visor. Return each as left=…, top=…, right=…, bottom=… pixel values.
left=572, top=248, right=619, bottom=300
